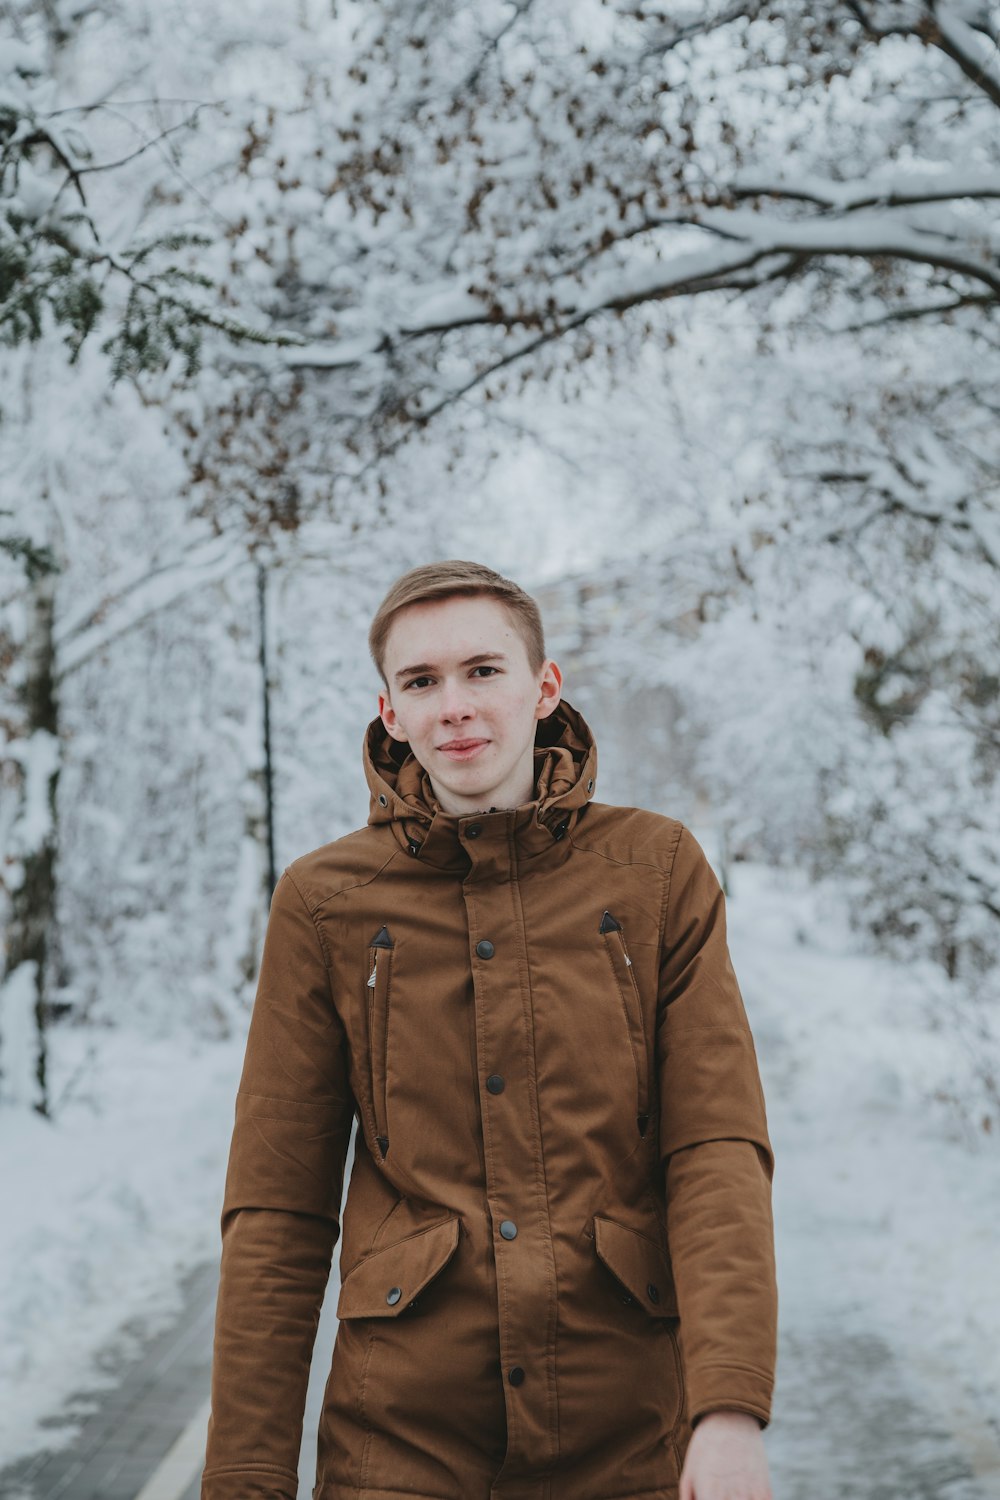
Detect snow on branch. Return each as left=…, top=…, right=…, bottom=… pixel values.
left=729, top=167, right=1000, bottom=211
left=932, top=0, right=1000, bottom=109
left=283, top=201, right=1000, bottom=382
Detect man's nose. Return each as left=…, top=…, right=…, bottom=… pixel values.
left=439, top=680, right=475, bottom=719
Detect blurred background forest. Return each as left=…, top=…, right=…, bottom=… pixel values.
left=2, top=0, right=1000, bottom=1492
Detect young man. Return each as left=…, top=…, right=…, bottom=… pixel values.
left=202, top=560, right=778, bottom=1500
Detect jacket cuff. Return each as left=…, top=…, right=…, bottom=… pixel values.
left=687, top=1369, right=773, bottom=1431
left=200, top=1461, right=298, bottom=1499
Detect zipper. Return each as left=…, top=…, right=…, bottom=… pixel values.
left=599, top=909, right=650, bottom=1137
left=366, top=925, right=394, bottom=1158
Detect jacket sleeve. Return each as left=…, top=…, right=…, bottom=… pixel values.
left=655, top=824, right=778, bottom=1433
left=202, top=866, right=356, bottom=1500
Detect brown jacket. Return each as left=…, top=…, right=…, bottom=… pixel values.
left=202, top=696, right=777, bottom=1500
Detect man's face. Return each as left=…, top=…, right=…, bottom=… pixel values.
left=378, top=593, right=563, bottom=816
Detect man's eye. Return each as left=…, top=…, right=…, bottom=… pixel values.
left=403, top=666, right=499, bottom=690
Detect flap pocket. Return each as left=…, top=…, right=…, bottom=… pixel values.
left=593, top=1214, right=678, bottom=1318
left=337, top=1214, right=461, bottom=1319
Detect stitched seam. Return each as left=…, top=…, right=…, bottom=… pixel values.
left=659, top=820, right=687, bottom=953
left=656, top=822, right=688, bottom=1044
left=594, top=1214, right=663, bottom=1253
left=561, top=838, right=667, bottom=878
left=327, top=1490, right=465, bottom=1500
left=305, top=843, right=405, bottom=915
left=202, top=1463, right=298, bottom=1479
left=347, top=1212, right=458, bottom=1270
left=668, top=1321, right=686, bottom=1437
left=582, top=1489, right=686, bottom=1500
left=284, top=863, right=335, bottom=971
left=370, top=1192, right=405, bottom=1252
left=358, top=1324, right=376, bottom=1490
left=236, top=1089, right=349, bottom=1107
left=236, top=1112, right=350, bottom=1126
left=662, top=1024, right=752, bottom=1038
left=651, top=850, right=673, bottom=1167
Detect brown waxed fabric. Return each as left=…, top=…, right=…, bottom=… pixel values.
left=201, top=696, right=778, bottom=1500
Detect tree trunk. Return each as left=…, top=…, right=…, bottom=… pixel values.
left=1, top=564, right=59, bottom=1116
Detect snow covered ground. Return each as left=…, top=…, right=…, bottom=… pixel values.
left=1, top=841, right=998, bottom=1483
left=729, top=855, right=1000, bottom=1493
left=0, top=1027, right=242, bottom=1465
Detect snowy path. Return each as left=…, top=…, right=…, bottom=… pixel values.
left=733, top=859, right=1000, bottom=1499
left=0, top=1245, right=343, bottom=1500
left=0, top=1259, right=218, bottom=1500
left=2, top=855, right=999, bottom=1498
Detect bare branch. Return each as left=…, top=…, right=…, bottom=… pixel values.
left=729, top=168, right=1000, bottom=211
left=835, top=292, right=997, bottom=330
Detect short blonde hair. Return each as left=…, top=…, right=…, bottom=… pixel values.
left=369, top=560, right=547, bottom=690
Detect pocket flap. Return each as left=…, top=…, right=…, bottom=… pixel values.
left=593, top=1214, right=678, bottom=1318
left=337, top=1214, right=461, bottom=1318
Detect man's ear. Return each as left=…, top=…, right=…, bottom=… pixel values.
left=378, top=693, right=409, bottom=742
left=535, top=665, right=563, bottom=719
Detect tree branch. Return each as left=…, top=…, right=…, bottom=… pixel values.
left=926, top=0, right=1000, bottom=111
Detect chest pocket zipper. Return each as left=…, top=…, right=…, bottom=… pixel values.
left=366, top=925, right=394, bottom=1158
left=599, top=910, right=650, bottom=1138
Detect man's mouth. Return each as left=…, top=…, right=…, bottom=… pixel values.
left=439, top=739, right=490, bottom=758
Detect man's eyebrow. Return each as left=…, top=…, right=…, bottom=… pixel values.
left=393, top=652, right=509, bottom=683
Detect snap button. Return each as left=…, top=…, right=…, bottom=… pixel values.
left=647, top=1282, right=660, bottom=1303
left=476, top=939, right=495, bottom=959
left=466, top=823, right=482, bottom=838
left=386, top=1286, right=402, bottom=1305
left=620, top=1292, right=635, bottom=1305
left=378, top=793, right=388, bottom=806
left=508, top=1366, right=525, bottom=1386
left=499, top=1219, right=518, bottom=1240
left=486, top=1073, right=505, bottom=1094
left=553, top=820, right=568, bottom=840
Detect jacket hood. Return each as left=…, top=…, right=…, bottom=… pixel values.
left=363, top=695, right=598, bottom=868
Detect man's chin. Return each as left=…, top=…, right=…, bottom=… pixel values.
left=434, top=765, right=502, bottom=806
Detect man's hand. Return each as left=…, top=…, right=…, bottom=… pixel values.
left=679, top=1408, right=773, bottom=1500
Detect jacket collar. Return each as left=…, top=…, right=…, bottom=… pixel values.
left=363, top=696, right=598, bottom=871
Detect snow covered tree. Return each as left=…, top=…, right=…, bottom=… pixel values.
left=3, top=0, right=998, bottom=1123
left=1, top=0, right=299, bottom=377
